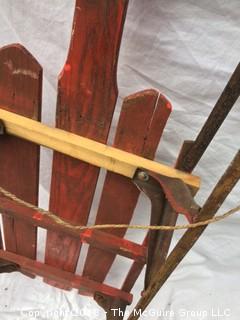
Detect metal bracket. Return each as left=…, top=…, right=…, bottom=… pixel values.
left=133, top=168, right=200, bottom=288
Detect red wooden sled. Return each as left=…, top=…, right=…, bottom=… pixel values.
left=0, top=2, right=239, bottom=319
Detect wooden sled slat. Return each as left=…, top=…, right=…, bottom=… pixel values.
left=83, top=90, right=171, bottom=283
left=0, top=44, right=42, bottom=259
left=121, top=236, right=148, bottom=293
left=0, top=195, right=147, bottom=263
left=0, top=250, right=132, bottom=304
left=44, top=0, right=129, bottom=285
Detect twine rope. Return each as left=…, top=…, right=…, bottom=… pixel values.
left=0, top=186, right=239, bottom=231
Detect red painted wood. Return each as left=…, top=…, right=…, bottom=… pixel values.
left=0, top=228, right=3, bottom=250
left=44, top=0, right=129, bottom=284
left=121, top=236, right=148, bottom=293
left=0, top=195, right=147, bottom=263
left=0, top=44, right=42, bottom=259
left=80, top=230, right=146, bottom=263
left=83, top=91, right=171, bottom=283
left=0, top=250, right=132, bottom=304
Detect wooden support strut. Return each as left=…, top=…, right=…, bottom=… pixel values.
left=120, top=62, right=240, bottom=294
left=0, top=109, right=200, bottom=189
left=143, top=61, right=240, bottom=286
left=0, top=250, right=132, bottom=304
left=0, top=195, right=147, bottom=264
left=127, top=150, right=240, bottom=320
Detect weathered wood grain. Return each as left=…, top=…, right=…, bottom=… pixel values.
left=83, top=90, right=171, bottom=283
left=44, top=0, right=129, bottom=286
left=121, top=235, right=148, bottom=293
left=0, top=249, right=132, bottom=304
left=0, top=194, right=147, bottom=263
left=0, top=44, right=42, bottom=259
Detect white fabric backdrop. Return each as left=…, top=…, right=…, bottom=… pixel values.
left=0, top=0, right=239, bottom=319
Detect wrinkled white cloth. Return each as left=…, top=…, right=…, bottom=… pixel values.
left=0, top=0, right=239, bottom=319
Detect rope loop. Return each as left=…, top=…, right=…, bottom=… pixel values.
left=0, top=186, right=239, bottom=231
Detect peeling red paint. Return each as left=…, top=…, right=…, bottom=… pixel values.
left=64, top=64, right=71, bottom=72
left=167, top=102, right=172, bottom=111
left=80, top=229, right=93, bottom=243
left=33, top=212, right=43, bottom=221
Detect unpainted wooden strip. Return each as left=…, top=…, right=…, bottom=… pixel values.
left=0, top=44, right=42, bottom=259
left=0, top=108, right=200, bottom=188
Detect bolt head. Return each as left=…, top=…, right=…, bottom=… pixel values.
left=137, top=171, right=149, bottom=181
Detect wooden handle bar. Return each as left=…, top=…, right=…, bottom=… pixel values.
left=0, top=109, right=200, bottom=189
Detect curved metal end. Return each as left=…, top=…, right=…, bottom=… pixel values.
left=133, top=168, right=200, bottom=223
left=133, top=168, right=201, bottom=289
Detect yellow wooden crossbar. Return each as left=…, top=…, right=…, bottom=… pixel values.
left=0, top=109, right=200, bottom=189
